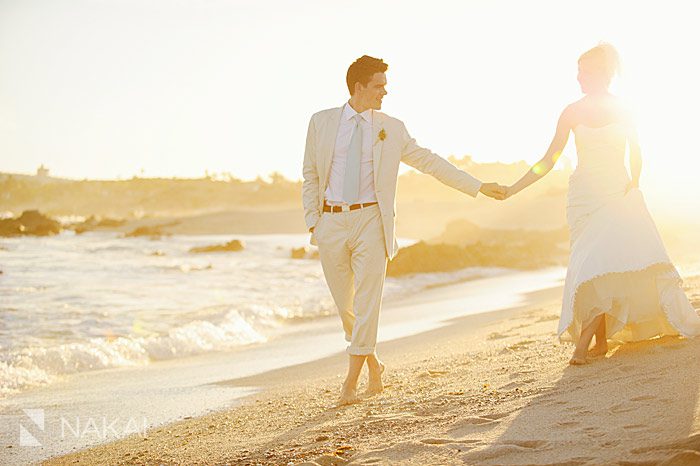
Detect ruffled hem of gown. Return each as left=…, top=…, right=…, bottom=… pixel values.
left=558, top=262, right=700, bottom=343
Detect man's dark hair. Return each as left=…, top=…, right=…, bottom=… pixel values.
left=346, top=55, right=388, bottom=95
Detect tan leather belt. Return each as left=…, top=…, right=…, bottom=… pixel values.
left=323, top=201, right=378, bottom=213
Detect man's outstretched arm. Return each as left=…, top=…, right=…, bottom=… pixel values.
left=399, top=122, right=506, bottom=199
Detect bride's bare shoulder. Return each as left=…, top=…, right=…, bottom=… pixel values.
left=566, top=98, right=585, bottom=111
left=559, top=100, right=584, bottom=125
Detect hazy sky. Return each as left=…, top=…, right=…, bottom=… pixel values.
left=1, top=0, right=698, bottom=216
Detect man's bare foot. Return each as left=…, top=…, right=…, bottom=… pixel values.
left=365, top=361, right=385, bottom=396
left=569, top=348, right=588, bottom=366
left=588, top=344, right=608, bottom=359
left=337, top=384, right=359, bottom=406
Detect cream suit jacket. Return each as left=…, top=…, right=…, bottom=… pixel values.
left=302, top=106, right=483, bottom=260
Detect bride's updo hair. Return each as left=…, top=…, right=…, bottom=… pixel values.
left=578, top=42, right=621, bottom=83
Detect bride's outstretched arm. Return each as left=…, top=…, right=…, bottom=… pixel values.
left=506, top=108, right=572, bottom=198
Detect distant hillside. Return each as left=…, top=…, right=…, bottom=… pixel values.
left=0, top=172, right=301, bottom=219
left=0, top=156, right=573, bottom=236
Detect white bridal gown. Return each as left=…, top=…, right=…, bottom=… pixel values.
left=559, top=122, right=700, bottom=343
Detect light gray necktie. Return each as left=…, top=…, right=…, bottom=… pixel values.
left=342, top=114, right=363, bottom=204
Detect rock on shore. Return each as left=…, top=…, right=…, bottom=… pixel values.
left=0, top=210, right=62, bottom=237
left=189, top=239, right=245, bottom=253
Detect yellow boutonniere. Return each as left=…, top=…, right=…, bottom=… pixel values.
left=378, top=129, right=386, bottom=141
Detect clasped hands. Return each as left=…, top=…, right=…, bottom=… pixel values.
left=479, top=182, right=511, bottom=201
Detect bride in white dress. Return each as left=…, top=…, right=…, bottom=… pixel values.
left=505, top=43, right=700, bottom=365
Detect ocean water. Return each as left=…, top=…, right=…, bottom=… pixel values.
left=0, top=230, right=510, bottom=397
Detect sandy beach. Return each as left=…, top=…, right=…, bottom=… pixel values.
left=37, top=274, right=700, bottom=465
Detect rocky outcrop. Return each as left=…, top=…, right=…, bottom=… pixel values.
left=70, top=215, right=127, bottom=234
left=189, top=239, right=245, bottom=253
left=291, top=246, right=319, bottom=260
left=386, top=239, right=567, bottom=277
left=125, top=225, right=169, bottom=239
left=0, top=210, right=62, bottom=237
left=124, top=221, right=178, bottom=239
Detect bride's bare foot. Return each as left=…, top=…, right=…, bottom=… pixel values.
left=569, top=313, right=604, bottom=366
left=337, top=383, right=359, bottom=406
left=366, top=360, right=385, bottom=396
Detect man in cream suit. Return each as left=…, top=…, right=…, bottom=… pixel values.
left=302, top=55, right=505, bottom=405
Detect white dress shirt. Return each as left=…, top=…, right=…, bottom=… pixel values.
left=324, top=102, right=378, bottom=206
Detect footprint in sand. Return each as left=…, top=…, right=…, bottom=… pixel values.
left=557, top=420, right=581, bottom=428
left=448, top=413, right=507, bottom=436
left=509, top=370, right=536, bottom=379
left=310, top=454, right=349, bottom=465
left=631, top=395, right=656, bottom=402
left=357, top=440, right=466, bottom=464
left=499, top=378, right=536, bottom=391
left=581, top=426, right=606, bottom=438
left=365, top=413, right=413, bottom=422
left=457, top=438, right=481, bottom=445
left=461, top=444, right=522, bottom=461
left=417, top=369, right=450, bottom=378
left=465, top=413, right=509, bottom=424
left=488, top=332, right=514, bottom=340
left=507, top=339, right=536, bottom=351
left=462, top=440, right=551, bottom=462
left=617, top=365, right=637, bottom=373
left=498, top=381, right=522, bottom=390
left=420, top=438, right=454, bottom=445
left=533, top=398, right=568, bottom=408
left=462, top=416, right=498, bottom=425
left=568, top=405, right=593, bottom=415
left=610, top=402, right=635, bottom=413
left=504, top=440, right=550, bottom=449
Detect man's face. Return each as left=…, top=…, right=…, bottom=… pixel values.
left=355, top=72, right=387, bottom=110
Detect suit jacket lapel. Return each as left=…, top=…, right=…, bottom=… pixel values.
left=372, top=112, right=385, bottom=188
left=322, top=107, right=343, bottom=189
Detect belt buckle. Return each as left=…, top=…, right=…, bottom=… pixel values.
left=341, top=204, right=350, bottom=212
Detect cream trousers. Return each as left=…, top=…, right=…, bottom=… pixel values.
left=314, top=204, right=388, bottom=355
